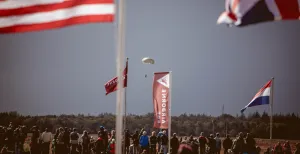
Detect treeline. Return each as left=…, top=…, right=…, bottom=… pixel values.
left=0, top=111, right=300, bottom=140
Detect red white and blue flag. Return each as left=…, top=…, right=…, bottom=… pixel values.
left=241, top=79, right=273, bottom=113
left=0, top=0, right=114, bottom=33
left=217, top=0, right=300, bottom=27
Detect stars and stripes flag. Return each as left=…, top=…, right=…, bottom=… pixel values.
left=241, top=79, right=273, bottom=113
left=217, top=0, right=300, bottom=27
left=0, top=0, right=114, bottom=33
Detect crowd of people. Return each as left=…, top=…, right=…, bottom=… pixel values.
left=0, top=122, right=300, bottom=154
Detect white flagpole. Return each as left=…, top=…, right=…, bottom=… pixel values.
left=270, top=77, right=274, bottom=150
left=116, top=0, right=126, bottom=153
left=168, top=71, right=172, bottom=154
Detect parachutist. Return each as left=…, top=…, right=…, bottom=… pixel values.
left=145, top=74, right=147, bottom=78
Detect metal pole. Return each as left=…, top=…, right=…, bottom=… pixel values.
left=115, top=0, right=126, bottom=153
left=168, top=71, right=172, bottom=154
left=123, top=58, right=128, bottom=154
left=270, top=77, right=274, bottom=151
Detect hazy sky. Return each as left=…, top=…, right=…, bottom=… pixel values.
left=0, top=0, right=300, bottom=116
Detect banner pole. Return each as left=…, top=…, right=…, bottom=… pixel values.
left=115, top=0, right=126, bottom=153
left=270, top=77, right=274, bottom=151
left=123, top=58, right=128, bottom=154
left=168, top=71, right=172, bottom=154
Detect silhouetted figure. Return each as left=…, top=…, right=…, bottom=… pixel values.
left=198, top=132, right=207, bottom=154
left=160, top=131, right=168, bottom=154
left=81, top=131, right=90, bottom=154
left=232, top=132, right=245, bottom=154
left=283, top=141, right=292, bottom=154
left=245, top=133, right=256, bottom=154
left=223, top=135, right=232, bottom=154
left=149, top=131, right=157, bottom=154
left=70, top=128, right=79, bottom=154
left=208, top=134, right=216, bottom=154
left=215, top=133, right=221, bottom=154
left=132, top=130, right=139, bottom=154
left=124, top=129, right=131, bottom=154
left=41, top=128, right=52, bottom=154
left=94, top=132, right=105, bottom=154
left=170, top=133, right=179, bottom=154
left=30, top=126, right=40, bottom=154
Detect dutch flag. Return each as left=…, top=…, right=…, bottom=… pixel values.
left=241, top=79, right=273, bottom=113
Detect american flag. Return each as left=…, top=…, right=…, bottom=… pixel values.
left=0, top=0, right=114, bottom=33
left=217, top=0, right=300, bottom=27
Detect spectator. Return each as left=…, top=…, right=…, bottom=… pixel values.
left=30, top=126, right=40, bottom=154
left=215, top=133, right=221, bottom=154
left=132, top=130, right=139, bottom=154
left=99, top=126, right=108, bottom=152
left=149, top=131, right=157, bottom=154
left=170, top=133, right=179, bottom=154
left=70, top=128, right=79, bottom=154
left=283, top=141, right=292, bottom=154
left=223, top=135, right=233, bottom=154
left=139, top=131, right=149, bottom=153
left=107, top=130, right=116, bottom=154
left=81, top=131, right=90, bottom=154
left=63, top=127, right=70, bottom=154
left=232, top=132, right=245, bottom=154
left=199, top=132, right=207, bottom=154
left=208, top=134, right=216, bottom=154
left=41, top=128, right=52, bottom=154
left=57, top=127, right=65, bottom=154
left=94, top=131, right=105, bottom=154
left=160, top=130, right=168, bottom=154
left=274, top=142, right=284, bottom=154
left=245, top=133, right=256, bottom=154
left=124, top=129, right=131, bottom=154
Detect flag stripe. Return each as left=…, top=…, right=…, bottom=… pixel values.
left=250, top=81, right=271, bottom=102
left=232, top=0, right=240, bottom=11
left=0, top=0, right=64, bottom=9
left=247, top=96, right=270, bottom=108
left=274, top=0, right=300, bottom=19
left=0, top=4, right=114, bottom=33
left=0, top=0, right=113, bottom=17
left=0, top=0, right=113, bottom=9
left=0, top=15, right=113, bottom=33
left=0, top=0, right=114, bottom=33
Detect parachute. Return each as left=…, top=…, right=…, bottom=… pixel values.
left=142, top=57, right=155, bottom=64
left=142, top=57, right=155, bottom=78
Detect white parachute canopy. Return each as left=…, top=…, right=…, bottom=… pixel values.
left=142, top=57, right=155, bottom=64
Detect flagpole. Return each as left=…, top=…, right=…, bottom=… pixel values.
left=123, top=58, right=128, bottom=154
left=115, top=0, right=126, bottom=153
left=168, top=71, right=172, bottom=154
left=270, top=77, right=274, bottom=150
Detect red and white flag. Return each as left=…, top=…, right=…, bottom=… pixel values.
left=0, top=0, right=114, bottom=33
left=153, top=72, right=170, bottom=129
left=104, top=60, right=128, bottom=95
